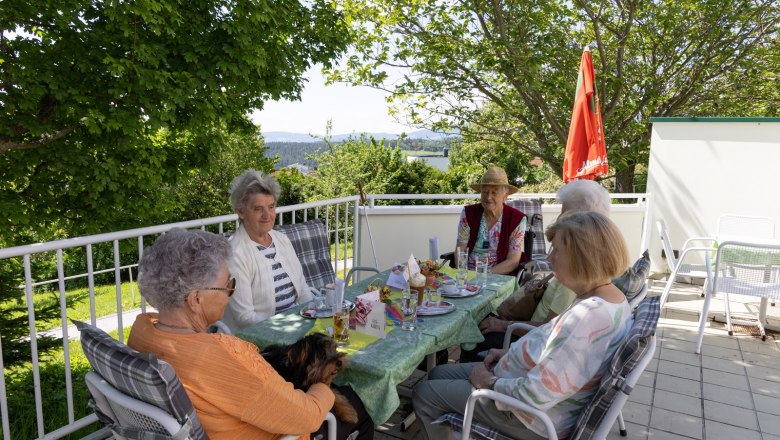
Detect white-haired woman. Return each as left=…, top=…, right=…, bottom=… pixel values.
left=414, top=212, right=631, bottom=440
left=128, top=229, right=335, bottom=438
left=223, top=169, right=313, bottom=331
left=455, top=166, right=527, bottom=276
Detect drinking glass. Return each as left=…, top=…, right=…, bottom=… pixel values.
left=476, top=255, right=489, bottom=289
left=332, top=303, right=350, bottom=346
left=456, top=249, right=468, bottom=289
left=311, top=287, right=327, bottom=312
left=401, top=287, right=417, bottom=331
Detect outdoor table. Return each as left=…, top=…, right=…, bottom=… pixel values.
left=236, top=267, right=517, bottom=424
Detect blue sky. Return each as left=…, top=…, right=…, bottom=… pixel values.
left=249, top=66, right=416, bottom=135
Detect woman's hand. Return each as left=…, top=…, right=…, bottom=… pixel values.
left=469, top=363, right=495, bottom=389
left=479, top=316, right=510, bottom=335
left=483, top=348, right=508, bottom=372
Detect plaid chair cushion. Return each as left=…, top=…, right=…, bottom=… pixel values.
left=613, top=250, right=651, bottom=301
left=567, top=296, right=661, bottom=440
left=74, top=320, right=207, bottom=440
left=275, top=219, right=335, bottom=288
left=507, top=199, right=550, bottom=272
left=433, top=413, right=515, bottom=440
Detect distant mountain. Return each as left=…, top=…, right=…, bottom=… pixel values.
left=262, top=128, right=458, bottom=143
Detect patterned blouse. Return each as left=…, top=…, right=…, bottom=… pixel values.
left=456, top=210, right=526, bottom=269
left=255, top=243, right=297, bottom=313
left=492, top=296, right=631, bottom=438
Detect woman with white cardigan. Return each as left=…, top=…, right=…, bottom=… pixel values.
left=222, top=169, right=313, bottom=331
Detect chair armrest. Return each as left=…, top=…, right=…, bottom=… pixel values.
left=681, top=237, right=716, bottom=250
left=279, top=412, right=337, bottom=440
left=504, top=323, right=536, bottom=349
left=462, top=389, right=558, bottom=440
left=346, top=266, right=381, bottom=285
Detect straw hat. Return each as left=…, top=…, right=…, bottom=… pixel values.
left=469, top=166, right=519, bottom=195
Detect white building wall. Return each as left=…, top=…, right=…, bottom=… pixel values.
left=646, top=118, right=780, bottom=273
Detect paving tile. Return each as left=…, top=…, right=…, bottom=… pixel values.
left=649, top=407, right=703, bottom=439
left=657, top=359, right=701, bottom=381
left=700, top=334, right=740, bottom=350
left=621, top=401, right=652, bottom=426
left=702, top=368, right=750, bottom=391
left=645, top=356, right=660, bottom=373
left=739, top=338, right=779, bottom=355
left=606, top=421, right=649, bottom=440
left=700, top=354, right=747, bottom=375
left=744, top=363, right=780, bottom=382
left=638, top=370, right=657, bottom=388
left=753, top=393, right=780, bottom=416
left=758, top=411, right=780, bottom=436
left=703, top=420, right=762, bottom=440
left=762, top=433, right=780, bottom=440
left=702, top=383, right=754, bottom=409
left=656, top=374, right=701, bottom=398
left=742, top=351, right=780, bottom=368
left=662, top=338, right=700, bottom=354
left=645, top=429, right=699, bottom=440
left=659, top=347, right=702, bottom=367
left=629, top=384, right=654, bottom=406
left=699, top=344, right=743, bottom=361
left=748, top=376, right=780, bottom=398
left=653, top=389, right=702, bottom=417
left=703, top=400, right=758, bottom=429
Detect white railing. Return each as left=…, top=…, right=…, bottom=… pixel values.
left=0, top=192, right=649, bottom=439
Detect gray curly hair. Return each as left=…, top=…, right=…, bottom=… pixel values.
left=229, top=169, right=282, bottom=215
left=556, top=180, right=611, bottom=217
left=138, top=228, right=232, bottom=313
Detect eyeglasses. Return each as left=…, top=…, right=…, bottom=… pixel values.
left=200, top=277, right=236, bottom=297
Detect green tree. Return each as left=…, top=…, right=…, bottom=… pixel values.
left=329, top=0, right=779, bottom=191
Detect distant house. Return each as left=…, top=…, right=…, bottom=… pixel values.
left=284, top=163, right=311, bottom=174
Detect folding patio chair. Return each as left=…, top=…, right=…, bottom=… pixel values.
left=75, top=320, right=208, bottom=439
left=275, top=219, right=378, bottom=286
left=435, top=296, right=661, bottom=440
left=695, top=240, right=780, bottom=352
left=656, top=219, right=716, bottom=307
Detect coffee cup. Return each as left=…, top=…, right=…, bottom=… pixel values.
left=441, top=282, right=459, bottom=295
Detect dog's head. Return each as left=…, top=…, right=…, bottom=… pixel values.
left=262, top=333, right=348, bottom=389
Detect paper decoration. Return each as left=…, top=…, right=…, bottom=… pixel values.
left=386, top=264, right=409, bottom=290
left=353, top=290, right=387, bottom=339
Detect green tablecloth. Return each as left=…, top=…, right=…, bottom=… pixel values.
left=236, top=268, right=517, bottom=424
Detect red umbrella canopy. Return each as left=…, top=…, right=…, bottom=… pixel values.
left=562, top=47, right=608, bottom=182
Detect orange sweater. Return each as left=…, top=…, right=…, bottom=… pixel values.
left=128, top=313, right=334, bottom=439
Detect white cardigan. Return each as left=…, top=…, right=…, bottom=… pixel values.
left=223, top=225, right=312, bottom=331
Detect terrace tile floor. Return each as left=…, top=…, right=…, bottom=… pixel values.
left=374, top=278, right=780, bottom=439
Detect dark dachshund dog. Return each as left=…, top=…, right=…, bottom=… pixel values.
left=261, top=333, right=358, bottom=423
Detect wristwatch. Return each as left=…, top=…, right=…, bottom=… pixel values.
left=487, top=376, right=499, bottom=390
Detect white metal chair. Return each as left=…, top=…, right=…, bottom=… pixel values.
left=695, top=240, right=780, bottom=352
left=85, top=371, right=192, bottom=439
left=716, top=214, right=775, bottom=238
left=441, top=297, right=660, bottom=440
left=656, top=219, right=716, bottom=306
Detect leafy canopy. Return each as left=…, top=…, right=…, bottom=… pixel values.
left=329, top=0, right=779, bottom=191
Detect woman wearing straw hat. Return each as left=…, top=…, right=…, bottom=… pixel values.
left=455, top=166, right=527, bottom=276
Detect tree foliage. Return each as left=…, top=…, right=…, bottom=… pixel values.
left=329, top=0, right=779, bottom=191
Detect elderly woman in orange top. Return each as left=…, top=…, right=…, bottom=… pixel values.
left=128, top=228, right=373, bottom=440
left=455, top=166, right=527, bottom=276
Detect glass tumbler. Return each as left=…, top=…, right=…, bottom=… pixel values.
left=332, top=303, right=350, bottom=346
left=401, top=287, right=417, bottom=331
left=456, top=249, right=469, bottom=289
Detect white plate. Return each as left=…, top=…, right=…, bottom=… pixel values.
left=300, top=300, right=355, bottom=319
left=417, top=301, right=456, bottom=316
left=439, top=286, right=480, bottom=298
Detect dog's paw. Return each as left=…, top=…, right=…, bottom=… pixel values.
left=332, top=392, right=359, bottom=424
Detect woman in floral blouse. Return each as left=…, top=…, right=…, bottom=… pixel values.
left=415, top=211, right=632, bottom=440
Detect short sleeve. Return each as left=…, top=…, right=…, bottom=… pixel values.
left=457, top=209, right=470, bottom=243
left=508, top=216, right=526, bottom=252
left=547, top=279, right=577, bottom=315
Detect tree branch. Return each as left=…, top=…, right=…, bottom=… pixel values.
left=0, top=126, right=79, bottom=155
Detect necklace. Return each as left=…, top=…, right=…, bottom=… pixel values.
left=576, top=281, right=613, bottom=299
left=155, top=321, right=196, bottom=333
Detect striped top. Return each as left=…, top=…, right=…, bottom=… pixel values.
left=255, top=243, right=297, bottom=313
left=493, top=296, right=631, bottom=438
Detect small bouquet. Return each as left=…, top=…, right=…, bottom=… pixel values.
left=366, top=280, right=393, bottom=304
left=417, top=259, right=441, bottom=276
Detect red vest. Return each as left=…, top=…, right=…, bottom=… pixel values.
left=464, top=203, right=528, bottom=273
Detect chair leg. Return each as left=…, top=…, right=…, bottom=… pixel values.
left=617, top=411, right=627, bottom=436
left=724, top=291, right=733, bottom=336
left=696, top=284, right=713, bottom=354
left=660, top=265, right=683, bottom=308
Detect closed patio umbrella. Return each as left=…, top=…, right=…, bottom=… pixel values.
left=562, top=46, right=608, bottom=182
